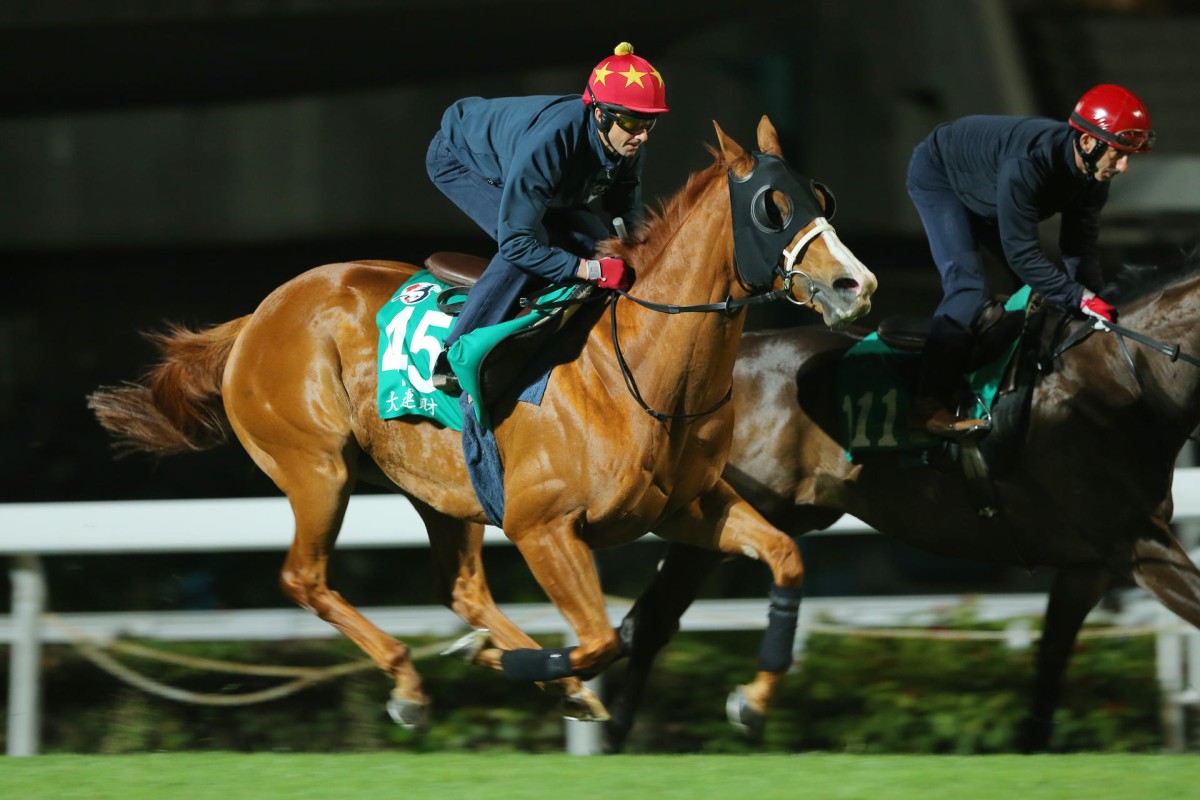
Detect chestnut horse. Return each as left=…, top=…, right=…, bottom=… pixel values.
left=88, top=118, right=876, bottom=729
left=604, top=260, right=1200, bottom=751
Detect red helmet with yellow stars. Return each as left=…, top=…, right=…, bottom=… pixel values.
left=582, top=42, right=668, bottom=115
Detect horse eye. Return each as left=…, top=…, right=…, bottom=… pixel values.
left=751, top=187, right=793, bottom=233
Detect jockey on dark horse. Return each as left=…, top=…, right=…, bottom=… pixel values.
left=425, top=42, right=668, bottom=395
left=906, top=84, right=1155, bottom=440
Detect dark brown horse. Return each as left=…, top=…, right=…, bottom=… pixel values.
left=88, top=118, right=876, bottom=729
left=605, top=261, right=1200, bottom=752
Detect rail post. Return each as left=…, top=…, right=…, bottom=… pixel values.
left=7, top=554, right=46, bottom=756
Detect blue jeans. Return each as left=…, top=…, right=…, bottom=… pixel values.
left=905, top=140, right=998, bottom=331
left=425, top=132, right=608, bottom=348
left=905, top=141, right=1006, bottom=403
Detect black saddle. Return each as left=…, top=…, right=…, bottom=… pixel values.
left=875, top=296, right=1028, bottom=373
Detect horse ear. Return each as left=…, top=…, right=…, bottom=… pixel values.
left=757, top=116, right=782, bottom=156
left=714, top=120, right=752, bottom=178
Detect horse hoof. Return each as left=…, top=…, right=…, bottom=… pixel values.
left=440, top=628, right=490, bottom=664
left=386, top=695, right=430, bottom=732
left=561, top=688, right=610, bottom=722
left=725, top=685, right=765, bottom=739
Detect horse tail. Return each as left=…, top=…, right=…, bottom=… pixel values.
left=88, top=316, right=251, bottom=456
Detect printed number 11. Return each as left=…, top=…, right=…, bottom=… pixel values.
left=842, top=388, right=899, bottom=448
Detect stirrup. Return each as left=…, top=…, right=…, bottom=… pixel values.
left=908, top=399, right=991, bottom=442
left=431, top=351, right=462, bottom=397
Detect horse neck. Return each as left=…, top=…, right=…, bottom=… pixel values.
left=606, top=173, right=745, bottom=406
left=1108, top=273, right=1200, bottom=436
left=633, top=173, right=738, bottom=306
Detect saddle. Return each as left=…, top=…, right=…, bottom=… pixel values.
left=845, top=290, right=1076, bottom=465
left=874, top=296, right=1028, bottom=374
left=425, top=251, right=488, bottom=287
left=423, top=252, right=602, bottom=425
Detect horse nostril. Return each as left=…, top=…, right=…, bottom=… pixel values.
left=834, top=278, right=860, bottom=294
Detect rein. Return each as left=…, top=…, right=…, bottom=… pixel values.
left=609, top=297, right=733, bottom=423
left=1099, top=319, right=1200, bottom=369
left=616, top=268, right=819, bottom=316
left=1055, top=316, right=1200, bottom=389
left=519, top=267, right=823, bottom=422
left=610, top=267, right=821, bottom=422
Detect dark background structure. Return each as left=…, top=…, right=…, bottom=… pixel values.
left=2, top=0, right=1199, bottom=606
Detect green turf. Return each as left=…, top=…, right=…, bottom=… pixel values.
left=0, top=753, right=1194, bottom=800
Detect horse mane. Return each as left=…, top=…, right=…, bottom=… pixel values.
left=596, top=146, right=727, bottom=266
left=1103, top=247, right=1200, bottom=306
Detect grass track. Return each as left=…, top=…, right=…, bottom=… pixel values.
left=1, top=753, right=1194, bottom=800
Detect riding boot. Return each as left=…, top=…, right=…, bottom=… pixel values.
left=908, top=319, right=990, bottom=441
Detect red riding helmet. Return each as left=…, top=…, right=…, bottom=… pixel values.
left=1069, top=84, right=1155, bottom=153
left=582, top=42, right=669, bottom=115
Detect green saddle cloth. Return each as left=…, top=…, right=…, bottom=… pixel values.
left=837, top=286, right=1031, bottom=453
left=376, top=270, right=577, bottom=430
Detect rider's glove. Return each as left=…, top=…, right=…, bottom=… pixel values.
left=586, top=258, right=634, bottom=291
left=1080, top=294, right=1117, bottom=323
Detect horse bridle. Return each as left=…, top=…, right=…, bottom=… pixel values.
left=610, top=153, right=839, bottom=421
left=518, top=152, right=840, bottom=422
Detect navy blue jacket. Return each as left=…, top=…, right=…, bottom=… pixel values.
left=438, top=94, right=644, bottom=283
left=925, top=115, right=1108, bottom=307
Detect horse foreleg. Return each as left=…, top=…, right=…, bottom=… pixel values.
left=604, top=543, right=724, bottom=752
left=654, top=479, right=806, bottom=738
left=446, top=519, right=617, bottom=721
left=416, top=502, right=601, bottom=721
left=273, top=465, right=430, bottom=730
left=1021, top=565, right=1111, bottom=752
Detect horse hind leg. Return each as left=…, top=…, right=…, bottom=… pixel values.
left=415, top=502, right=606, bottom=721
left=244, top=436, right=432, bottom=730
left=1125, top=521, right=1200, bottom=750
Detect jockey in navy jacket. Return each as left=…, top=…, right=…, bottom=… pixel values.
left=904, top=84, right=1155, bottom=439
left=434, top=93, right=644, bottom=285
left=910, top=115, right=1105, bottom=320
left=425, top=42, right=668, bottom=395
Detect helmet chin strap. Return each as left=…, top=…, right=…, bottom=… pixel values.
left=597, top=114, right=619, bottom=154
left=587, top=86, right=620, bottom=154
left=1075, top=132, right=1108, bottom=179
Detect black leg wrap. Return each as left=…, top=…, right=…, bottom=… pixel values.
left=758, top=584, right=803, bottom=673
left=499, top=647, right=577, bottom=682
